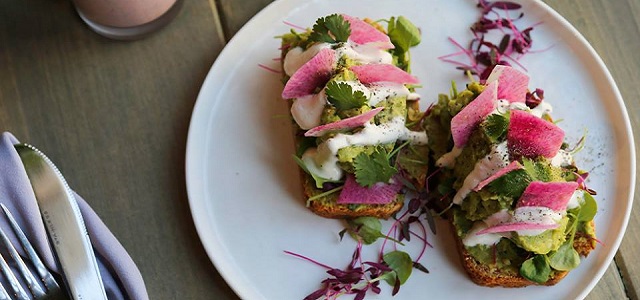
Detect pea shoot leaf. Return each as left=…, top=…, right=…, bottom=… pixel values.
left=388, top=16, right=421, bottom=53
left=354, top=149, right=398, bottom=187
left=483, top=113, right=509, bottom=143
left=548, top=240, right=581, bottom=271
left=520, top=255, right=551, bottom=283
left=346, top=217, right=403, bottom=245
left=486, top=169, right=532, bottom=198
left=382, top=251, right=413, bottom=285
left=309, top=14, right=351, bottom=44
left=578, top=191, right=597, bottom=222
left=325, top=81, right=368, bottom=111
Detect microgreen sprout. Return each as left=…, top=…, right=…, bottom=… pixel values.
left=439, top=0, right=546, bottom=81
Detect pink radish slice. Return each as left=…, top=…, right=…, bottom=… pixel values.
left=474, top=161, right=523, bottom=191
left=507, top=110, right=565, bottom=158
left=341, top=14, right=394, bottom=50
left=337, top=174, right=402, bottom=204
left=486, top=65, right=529, bottom=103
left=516, top=181, right=578, bottom=211
left=305, top=107, right=383, bottom=137
left=282, top=48, right=336, bottom=99
left=476, top=222, right=559, bottom=235
left=349, top=64, right=419, bottom=85
left=451, top=81, right=498, bottom=147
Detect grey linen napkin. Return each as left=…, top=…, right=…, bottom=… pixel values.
left=0, top=132, right=148, bottom=300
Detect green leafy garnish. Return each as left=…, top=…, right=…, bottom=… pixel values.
left=293, top=155, right=338, bottom=189
left=578, top=192, right=598, bottom=222
left=309, top=14, right=351, bottom=44
left=382, top=251, right=414, bottom=285
left=325, top=81, right=368, bottom=110
left=482, top=113, right=509, bottom=143
left=486, top=169, right=532, bottom=198
left=520, top=254, right=551, bottom=283
left=353, top=149, right=398, bottom=187
left=522, top=158, right=553, bottom=182
left=548, top=240, right=580, bottom=271
left=345, top=217, right=403, bottom=245
left=388, top=16, right=421, bottom=53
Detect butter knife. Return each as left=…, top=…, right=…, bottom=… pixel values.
left=15, top=144, right=108, bottom=300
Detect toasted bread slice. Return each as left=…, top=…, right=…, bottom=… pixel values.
left=301, top=172, right=404, bottom=219
left=452, top=220, right=596, bottom=287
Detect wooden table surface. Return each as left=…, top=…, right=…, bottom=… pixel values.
left=1, top=0, right=638, bottom=299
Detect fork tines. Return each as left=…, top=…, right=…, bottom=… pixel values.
left=0, top=203, right=61, bottom=299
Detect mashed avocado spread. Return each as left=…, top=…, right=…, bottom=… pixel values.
left=428, top=81, right=597, bottom=283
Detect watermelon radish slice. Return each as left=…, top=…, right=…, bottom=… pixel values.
left=282, top=48, right=336, bottom=99
left=507, top=110, right=565, bottom=158
left=486, top=65, right=529, bottom=103
left=451, top=81, right=498, bottom=147
left=474, top=161, right=523, bottom=191
left=349, top=64, right=419, bottom=85
left=341, top=14, right=394, bottom=50
left=337, top=174, right=402, bottom=204
left=476, top=222, right=559, bottom=235
left=516, top=181, right=579, bottom=211
left=305, top=107, right=384, bottom=137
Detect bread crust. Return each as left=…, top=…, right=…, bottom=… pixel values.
left=301, top=171, right=403, bottom=219
left=451, top=220, right=596, bottom=287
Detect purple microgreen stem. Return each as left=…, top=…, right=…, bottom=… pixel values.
left=257, top=63, right=282, bottom=74
left=283, top=20, right=306, bottom=31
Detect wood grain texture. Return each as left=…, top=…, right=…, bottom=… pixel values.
left=215, top=0, right=274, bottom=40
left=0, top=0, right=236, bottom=299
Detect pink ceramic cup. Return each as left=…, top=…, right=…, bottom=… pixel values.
left=73, top=0, right=183, bottom=40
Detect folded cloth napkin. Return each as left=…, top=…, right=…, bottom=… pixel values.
left=0, top=132, right=148, bottom=300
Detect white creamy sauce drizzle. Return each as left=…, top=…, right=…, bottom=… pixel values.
left=334, top=41, right=393, bottom=65
left=463, top=210, right=512, bottom=246
left=462, top=206, right=565, bottom=246
left=512, top=206, right=564, bottom=236
left=550, top=149, right=573, bottom=167
left=436, top=146, right=462, bottom=168
left=462, top=222, right=504, bottom=247
left=302, top=117, right=428, bottom=180
left=566, top=190, right=583, bottom=210
left=452, top=142, right=510, bottom=205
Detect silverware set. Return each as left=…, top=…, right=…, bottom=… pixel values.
left=0, top=204, right=66, bottom=300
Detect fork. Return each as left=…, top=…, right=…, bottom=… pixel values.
left=0, top=204, right=67, bottom=300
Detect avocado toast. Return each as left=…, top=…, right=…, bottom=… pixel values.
left=425, top=65, right=597, bottom=286
left=279, top=14, right=428, bottom=219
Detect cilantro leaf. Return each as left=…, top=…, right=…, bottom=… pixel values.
left=486, top=169, right=532, bottom=198
left=325, top=81, right=368, bottom=110
left=353, top=149, right=398, bottom=187
left=483, top=114, right=509, bottom=143
left=388, top=16, right=421, bottom=53
left=309, top=14, right=351, bottom=44
left=293, top=155, right=338, bottom=189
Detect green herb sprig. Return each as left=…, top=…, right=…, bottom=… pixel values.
left=309, top=14, right=351, bottom=44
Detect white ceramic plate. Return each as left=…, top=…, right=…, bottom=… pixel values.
left=186, top=0, right=635, bottom=299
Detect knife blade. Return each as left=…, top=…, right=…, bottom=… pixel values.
left=15, top=144, right=108, bottom=300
